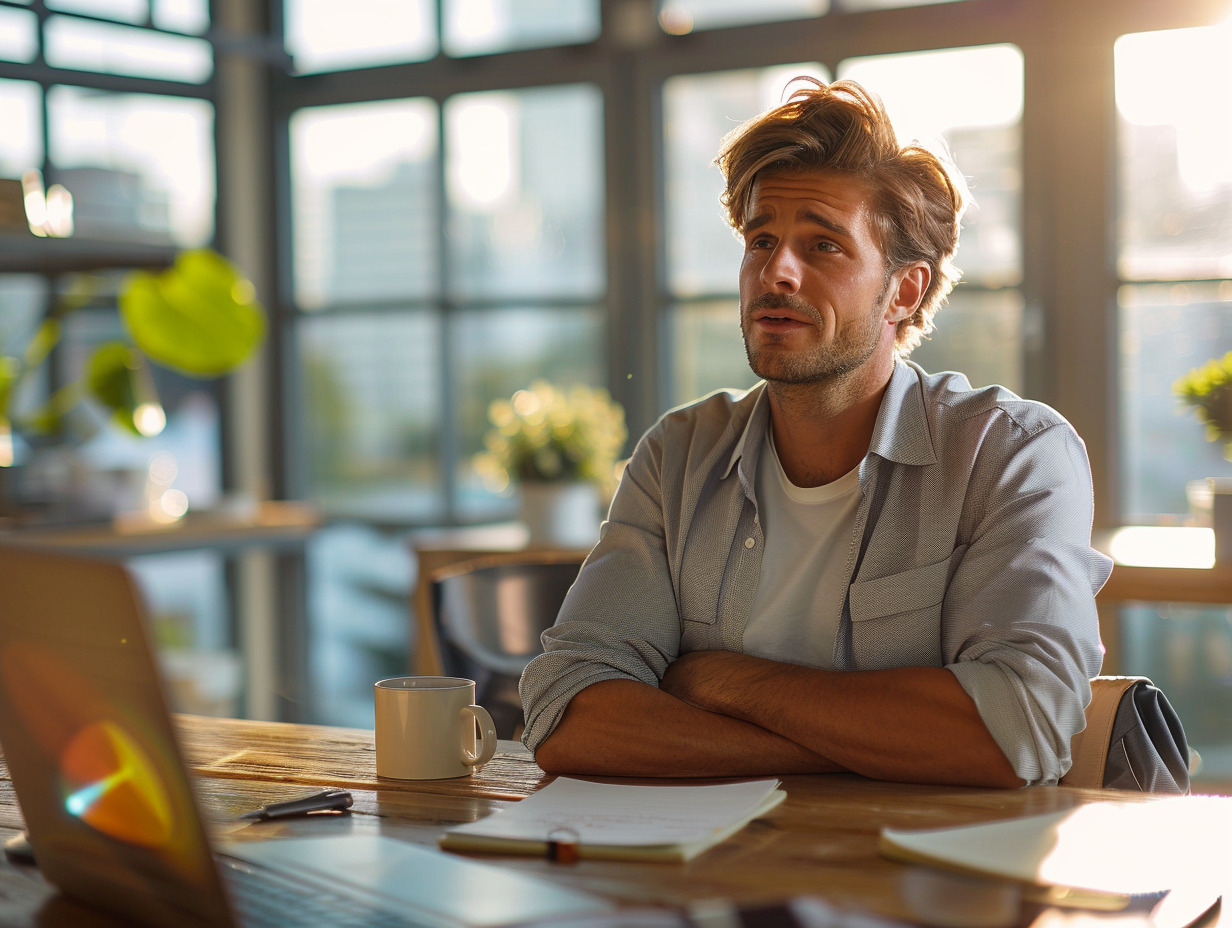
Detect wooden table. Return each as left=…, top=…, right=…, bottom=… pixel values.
left=2, top=715, right=1228, bottom=928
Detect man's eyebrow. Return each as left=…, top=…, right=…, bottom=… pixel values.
left=801, top=209, right=851, bottom=239
left=744, top=213, right=771, bottom=234
left=742, top=209, right=852, bottom=238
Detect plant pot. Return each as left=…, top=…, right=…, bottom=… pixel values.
left=1188, top=477, right=1232, bottom=564
left=518, top=481, right=601, bottom=548
left=1213, top=479, right=1232, bottom=565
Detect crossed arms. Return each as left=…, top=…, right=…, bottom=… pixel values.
left=534, top=652, right=1023, bottom=787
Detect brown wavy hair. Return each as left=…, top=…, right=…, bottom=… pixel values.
left=716, top=77, right=966, bottom=356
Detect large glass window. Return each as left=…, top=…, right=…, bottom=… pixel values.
left=0, top=7, right=38, bottom=62
left=444, top=84, right=605, bottom=301
left=658, top=0, right=827, bottom=33
left=284, top=0, right=436, bottom=73
left=291, top=98, right=439, bottom=310
left=44, top=15, right=213, bottom=82
left=298, top=311, right=442, bottom=521
left=0, top=79, right=41, bottom=174
left=656, top=0, right=970, bottom=34
left=47, top=86, right=216, bottom=246
left=1115, top=23, right=1232, bottom=520
left=289, top=84, right=607, bottom=521
left=442, top=0, right=600, bottom=57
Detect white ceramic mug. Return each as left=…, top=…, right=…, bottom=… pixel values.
left=374, top=676, right=498, bottom=779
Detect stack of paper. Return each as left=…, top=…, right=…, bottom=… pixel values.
left=440, top=777, right=786, bottom=862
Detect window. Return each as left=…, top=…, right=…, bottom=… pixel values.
left=0, top=7, right=37, bottom=62
left=47, top=86, right=215, bottom=246
left=284, top=0, right=437, bottom=72
left=288, top=84, right=606, bottom=522
left=656, top=0, right=971, bottom=34
left=45, top=15, right=213, bottom=82
left=442, top=0, right=599, bottom=57
left=1116, top=23, right=1232, bottom=520
left=0, top=79, right=41, bottom=173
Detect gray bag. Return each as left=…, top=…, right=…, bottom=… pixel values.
left=1060, top=676, right=1190, bottom=793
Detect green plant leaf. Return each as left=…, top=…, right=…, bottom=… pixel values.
left=0, top=356, right=17, bottom=420
left=86, top=341, right=142, bottom=435
left=119, top=249, right=266, bottom=377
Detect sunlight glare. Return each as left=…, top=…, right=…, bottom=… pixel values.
left=1115, top=22, right=1232, bottom=191
left=1107, top=526, right=1215, bottom=569
left=448, top=97, right=516, bottom=210
left=840, top=45, right=1023, bottom=146
left=450, top=0, right=504, bottom=46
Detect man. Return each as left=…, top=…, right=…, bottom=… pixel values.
left=519, top=78, right=1111, bottom=788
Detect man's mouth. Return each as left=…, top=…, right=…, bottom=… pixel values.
left=748, top=294, right=817, bottom=326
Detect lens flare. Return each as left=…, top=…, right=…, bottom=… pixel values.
left=60, top=720, right=175, bottom=848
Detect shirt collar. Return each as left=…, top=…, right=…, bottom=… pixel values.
left=868, top=360, right=938, bottom=467
left=721, top=361, right=937, bottom=478
left=723, top=382, right=771, bottom=480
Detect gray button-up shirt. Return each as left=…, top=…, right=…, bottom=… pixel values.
left=520, top=361, right=1112, bottom=785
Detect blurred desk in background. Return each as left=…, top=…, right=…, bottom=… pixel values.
left=1094, top=527, right=1232, bottom=673
left=0, top=499, right=319, bottom=556
left=0, top=500, right=321, bottom=721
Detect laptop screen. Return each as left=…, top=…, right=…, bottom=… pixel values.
left=0, top=545, right=237, bottom=927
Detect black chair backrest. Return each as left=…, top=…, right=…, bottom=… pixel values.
left=430, top=555, right=584, bottom=738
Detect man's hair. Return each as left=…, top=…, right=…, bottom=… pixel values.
left=716, top=77, right=967, bottom=356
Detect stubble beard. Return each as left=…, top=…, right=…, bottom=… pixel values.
left=741, top=286, right=891, bottom=386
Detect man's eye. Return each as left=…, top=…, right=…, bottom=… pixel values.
left=815, top=241, right=838, bottom=252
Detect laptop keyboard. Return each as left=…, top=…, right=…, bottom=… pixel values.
left=220, top=855, right=443, bottom=928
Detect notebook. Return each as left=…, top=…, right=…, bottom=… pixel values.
left=0, top=544, right=614, bottom=928
left=440, top=776, right=786, bottom=862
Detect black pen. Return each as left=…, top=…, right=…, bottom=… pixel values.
left=240, top=788, right=354, bottom=822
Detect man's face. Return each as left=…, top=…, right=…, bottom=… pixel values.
left=738, top=169, right=903, bottom=386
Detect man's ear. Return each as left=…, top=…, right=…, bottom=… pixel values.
left=885, top=263, right=930, bottom=324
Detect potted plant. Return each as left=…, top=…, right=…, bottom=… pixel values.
left=0, top=248, right=265, bottom=515
left=474, top=380, right=626, bottom=547
left=1174, top=351, right=1232, bottom=562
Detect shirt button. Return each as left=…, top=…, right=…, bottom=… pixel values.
left=744, top=537, right=755, bottom=549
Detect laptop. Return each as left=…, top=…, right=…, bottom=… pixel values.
left=0, top=544, right=613, bottom=928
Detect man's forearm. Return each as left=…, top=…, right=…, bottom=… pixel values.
left=662, top=652, right=1023, bottom=788
left=533, top=678, right=844, bottom=777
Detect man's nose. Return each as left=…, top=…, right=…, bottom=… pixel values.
left=761, top=244, right=802, bottom=293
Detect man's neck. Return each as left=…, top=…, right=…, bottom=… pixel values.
left=765, top=360, right=895, bottom=488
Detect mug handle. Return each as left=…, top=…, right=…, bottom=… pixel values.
left=460, top=704, right=498, bottom=767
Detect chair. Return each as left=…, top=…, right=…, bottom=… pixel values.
left=429, top=550, right=586, bottom=739
left=1060, top=676, right=1192, bottom=793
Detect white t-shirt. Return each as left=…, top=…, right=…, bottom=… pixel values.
left=742, top=429, right=861, bottom=669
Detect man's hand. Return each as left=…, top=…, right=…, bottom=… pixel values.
left=660, top=650, right=754, bottom=712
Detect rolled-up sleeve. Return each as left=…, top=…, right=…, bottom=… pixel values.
left=942, top=418, right=1111, bottom=786
left=519, top=426, right=684, bottom=753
